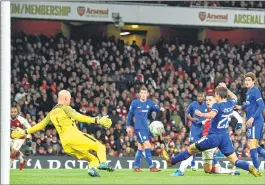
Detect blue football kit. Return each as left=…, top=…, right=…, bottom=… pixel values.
left=186, top=101, right=208, bottom=143
left=195, top=99, right=237, bottom=156
left=242, top=86, right=265, bottom=140
left=126, top=99, right=161, bottom=143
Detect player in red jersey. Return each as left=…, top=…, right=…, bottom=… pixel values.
left=202, top=94, right=242, bottom=175
left=10, top=107, right=31, bottom=170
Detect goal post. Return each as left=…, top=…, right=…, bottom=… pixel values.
left=1, top=1, right=11, bottom=184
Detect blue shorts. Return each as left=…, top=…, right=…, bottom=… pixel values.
left=190, top=124, right=204, bottom=143
left=195, top=133, right=235, bottom=156
left=135, top=129, right=152, bottom=144
left=247, top=121, right=264, bottom=140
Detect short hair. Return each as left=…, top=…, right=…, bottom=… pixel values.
left=139, top=87, right=148, bottom=92
left=244, top=72, right=256, bottom=81
left=206, top=93, right=214, bottom=97
left=198, top=91, right=205, bottom=96
left=215, top=86, right=228, bottom=99
left=11, top=107, right=17, bottom=110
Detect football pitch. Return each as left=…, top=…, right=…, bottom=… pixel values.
left=11, top=169, right=265, bottom=184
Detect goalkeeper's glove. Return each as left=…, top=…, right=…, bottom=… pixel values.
left=11, top=127, right=27, bottom=139
left=96, top=115, right=112, bottom=128
left=235, top=123, right=242, bottom=130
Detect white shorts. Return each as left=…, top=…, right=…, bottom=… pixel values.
left=202, top=148, right=216, bottom=164
left=10, top=139, right=25, bottom=151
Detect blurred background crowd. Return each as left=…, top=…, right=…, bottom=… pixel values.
left=109, top=1, right=265, bottom=9
left=11, top=31, right=265, bottom=158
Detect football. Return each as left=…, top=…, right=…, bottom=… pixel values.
left=149, top=121, right=164, bottom=136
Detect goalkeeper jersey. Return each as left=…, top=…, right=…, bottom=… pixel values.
left=27, top=104, right=96, bottom=143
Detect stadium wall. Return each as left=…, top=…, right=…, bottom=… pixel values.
left=205, top=29, right=265, bottom=44
left=11, top=156, right=265, bottom=170
left=11, top=19, right=62, bottom=37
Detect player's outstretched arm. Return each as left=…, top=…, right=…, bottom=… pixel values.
left=62, top=106, right=112, bottom=128
left=195, top=110, right=217, bottom=119
left=12, top=114, right=51, bottom=139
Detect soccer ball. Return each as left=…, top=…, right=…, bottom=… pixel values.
left=149, top=121, right=164, bottom=136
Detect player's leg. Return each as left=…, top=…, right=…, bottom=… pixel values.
left=171, top=156, right=193, bottom=176
left=219, top=134, right=262, bottom=177
left=133, top=144, right=144, bottom=172
left=226, top=152, right=262, bottom=177
left=255, top=123, right=265, bottom=160
left=82, top=152, right=101, bottom=177
left=202, top=148, right=214, bottom=173
left=205, top=148, right=240, bottom=175
left=136, top=129, right=160, bottom=172
left=10, top=139, right=26, bottom=170
left=64, top=146, right=101, bottom=177
left=82, top=133, right=114, bottom=171
left=163, top=135, right=218, bottom=166
left=247, top=123, right=262, bottom=170
left=190, top=126, right=203, bottom=171
left=190, top=154, right=197, bottom=171
left=71, top=133, right=114, bottom=172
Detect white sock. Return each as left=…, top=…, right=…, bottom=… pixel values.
left=214, top=166, right=233, bottom=174
left=179, top=156, right=193, bottom=173
left=10, top=159, right=14, bottom=168
left=18, top=151, right=24, bottom=163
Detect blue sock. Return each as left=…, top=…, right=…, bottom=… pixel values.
left=235, top=160, right=249, bottom=171
left=145, top=148, right=154, bottom=168
left=257, top=146, right=265, bottom=159
left=172, top=149, right=192, bottom=165
left=191, top=154, right=196, bottom=167
left=213, top=153, right=218, bottom=165
left=250, top=148, right=259, bottom=169
left=133, top=149, right=143, bottom=168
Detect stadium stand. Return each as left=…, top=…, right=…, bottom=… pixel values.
left=107, top=1, right=265, bottom=9
left=11, top=32, right=265, bottom=157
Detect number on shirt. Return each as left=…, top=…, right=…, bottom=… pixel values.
left=217, top=114, right=231, bottom=129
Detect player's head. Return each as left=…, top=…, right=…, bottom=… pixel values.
left=244, top=72, right=256, bottom=89
left=205, top=94, right=216, bottom=109
left=197, top=92, right=205, bottom=103
left=58, top=90, right=71, bottom=106
left=139, top=87, right=148, bottom=101
left=11, top=107, right=18, bottom=120
left=214, top=86, right=228, bottom=102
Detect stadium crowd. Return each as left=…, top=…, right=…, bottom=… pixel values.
left=112, top=1, right=265, bottom=9
left=11, top=32, right=265, bottom=158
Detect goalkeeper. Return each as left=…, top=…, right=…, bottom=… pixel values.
left=12, top=90, right=113, bottom=177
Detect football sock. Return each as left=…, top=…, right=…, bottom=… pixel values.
left=171, top=149, right=192, bottom=165
left=257, top=146, right=265, bottom=159
left=134, top=149, right=143, bottom=168
left=235, top=160, right=250, bottom=171
left=250, top=148, right=259, bottom=169
left=179, top=155, right=193, bottom=173
left=213, top=153, right=218, bottom=165
left=10, top=156, right=15, bottom=168
left=191, top=154, right=196, bottom=167
left=213, top=165, right=233, bottom=174
left=16, top=151, right=24, bottom=163
left=145, top=148, right=154, bottom=168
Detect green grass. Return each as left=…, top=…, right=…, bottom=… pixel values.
left=11, top=169, right=264, bottom=184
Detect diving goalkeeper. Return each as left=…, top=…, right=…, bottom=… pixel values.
left=12, top=90, right=113, bottom=177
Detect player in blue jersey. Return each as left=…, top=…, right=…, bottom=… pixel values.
left=186, top=92, right=208, bottom=170
left=126, top=87, right=165, bottom=172
left=234, top=72, right=265, bottom=170
left=161, top=83, right=262, bottom=177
